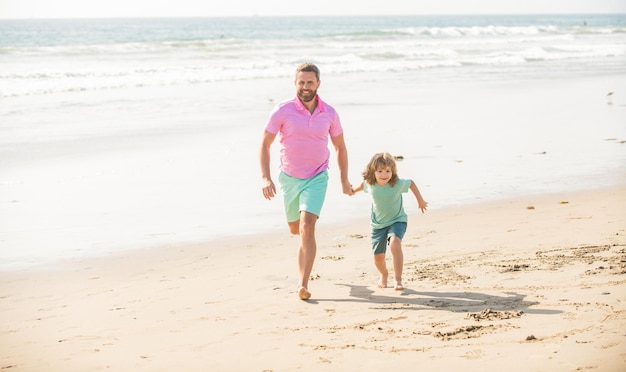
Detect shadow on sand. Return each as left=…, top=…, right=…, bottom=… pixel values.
left=307, top=283, right=561, bottom=315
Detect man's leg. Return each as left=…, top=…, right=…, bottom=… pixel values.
left=297, top=211, right=317, bottom=299
left=288, top=220, right=300, bottom=235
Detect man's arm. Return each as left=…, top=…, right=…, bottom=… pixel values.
left=260, top=130, right=277, bottom=200
left=330, top=133, right=353, bottom=196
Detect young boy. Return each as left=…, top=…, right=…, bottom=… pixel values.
left=353, top=152, right=428, bottom=290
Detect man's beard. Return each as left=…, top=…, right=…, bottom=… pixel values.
left=298, top=89, right=317, bottom=103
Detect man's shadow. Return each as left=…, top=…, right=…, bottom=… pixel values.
left=308, top=283, right=560, bottom=315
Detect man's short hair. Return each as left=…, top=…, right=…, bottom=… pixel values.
left=296, top=63, right=320, bottom=81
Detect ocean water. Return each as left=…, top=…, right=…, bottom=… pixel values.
left=1, top=15, right=625, bottom=268
left=1, top=15, right=626, bottom=98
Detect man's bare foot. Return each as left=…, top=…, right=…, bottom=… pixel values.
left=377, top=274, right=388, bottom=288
left=298, top=287, right=311, bottom=300
left=394, top=281, right=404, bottom=291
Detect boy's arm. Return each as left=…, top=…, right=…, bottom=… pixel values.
left=352, top=181, right=364, bottom=194
left=409, top=180, right=428, bottom=213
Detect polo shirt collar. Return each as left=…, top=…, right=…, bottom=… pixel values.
left=295, top=94, right=325, bottom=112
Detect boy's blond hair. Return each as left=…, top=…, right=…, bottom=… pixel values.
left=362, top=152, right=399, bottom=186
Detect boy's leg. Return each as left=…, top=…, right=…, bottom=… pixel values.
left=371, top=227, right=389, bottom=288
left=388, top=236, right=404, bottom=290
left=374, top=253, right=388, bottom=288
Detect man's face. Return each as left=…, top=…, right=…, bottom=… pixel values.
left=295, top=71, right=320, bottom=103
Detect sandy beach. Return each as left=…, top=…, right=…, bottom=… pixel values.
left=2, top=15, right=625, bottom=371
left=1, top=185, right=624, bottom=371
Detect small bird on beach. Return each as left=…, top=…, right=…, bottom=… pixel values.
left=607, top=92, right=614, bottom=105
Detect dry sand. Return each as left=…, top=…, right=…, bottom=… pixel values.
left=1, top=186, right=625, bottom=371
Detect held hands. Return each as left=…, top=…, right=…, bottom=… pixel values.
left=342, top=180, right=354, bottom=196
left=261, top=178, right=276, bottom=200
left=351, top=181, right=364, bottom=195
left=263, top=178, right=353, bottom=199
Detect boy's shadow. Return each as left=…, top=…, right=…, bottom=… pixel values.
left=309, top=283, right=560, bottom=315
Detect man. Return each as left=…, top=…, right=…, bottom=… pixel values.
left=259, top=63, right=353, bottom=300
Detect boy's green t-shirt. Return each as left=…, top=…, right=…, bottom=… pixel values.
left=363, top=178, right=411, bottom=229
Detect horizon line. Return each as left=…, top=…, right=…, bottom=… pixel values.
left=1, top=12, right=625, bottom=21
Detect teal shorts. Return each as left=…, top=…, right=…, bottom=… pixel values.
left=371, top=222, right=407, bottom=255
left=279, top=170, right=328, bottom=223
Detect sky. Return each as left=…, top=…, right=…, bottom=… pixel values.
left=0, top=0, right=625, bottom=19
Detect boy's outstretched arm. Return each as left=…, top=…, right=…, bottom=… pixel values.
left=410, top=180, right=428, bottom=213
left=352, top=181, right=364, bottom=194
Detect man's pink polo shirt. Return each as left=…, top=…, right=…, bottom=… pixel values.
left=264, top=95, right=343, bottom=179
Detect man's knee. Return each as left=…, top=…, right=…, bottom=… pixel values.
left=300, top=212, right=317, bottom=236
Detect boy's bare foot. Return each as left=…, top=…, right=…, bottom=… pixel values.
left=298, top=287, right=311, bottom=300
left=377, top=274, right=388, bottom=288
left=394, top=281, right=404, bottom=291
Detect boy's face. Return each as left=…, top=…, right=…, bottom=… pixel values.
left=374, top=166, right=393, bottom=186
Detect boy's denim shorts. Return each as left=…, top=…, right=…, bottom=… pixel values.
left=371, top=222, right=407, bottom=255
